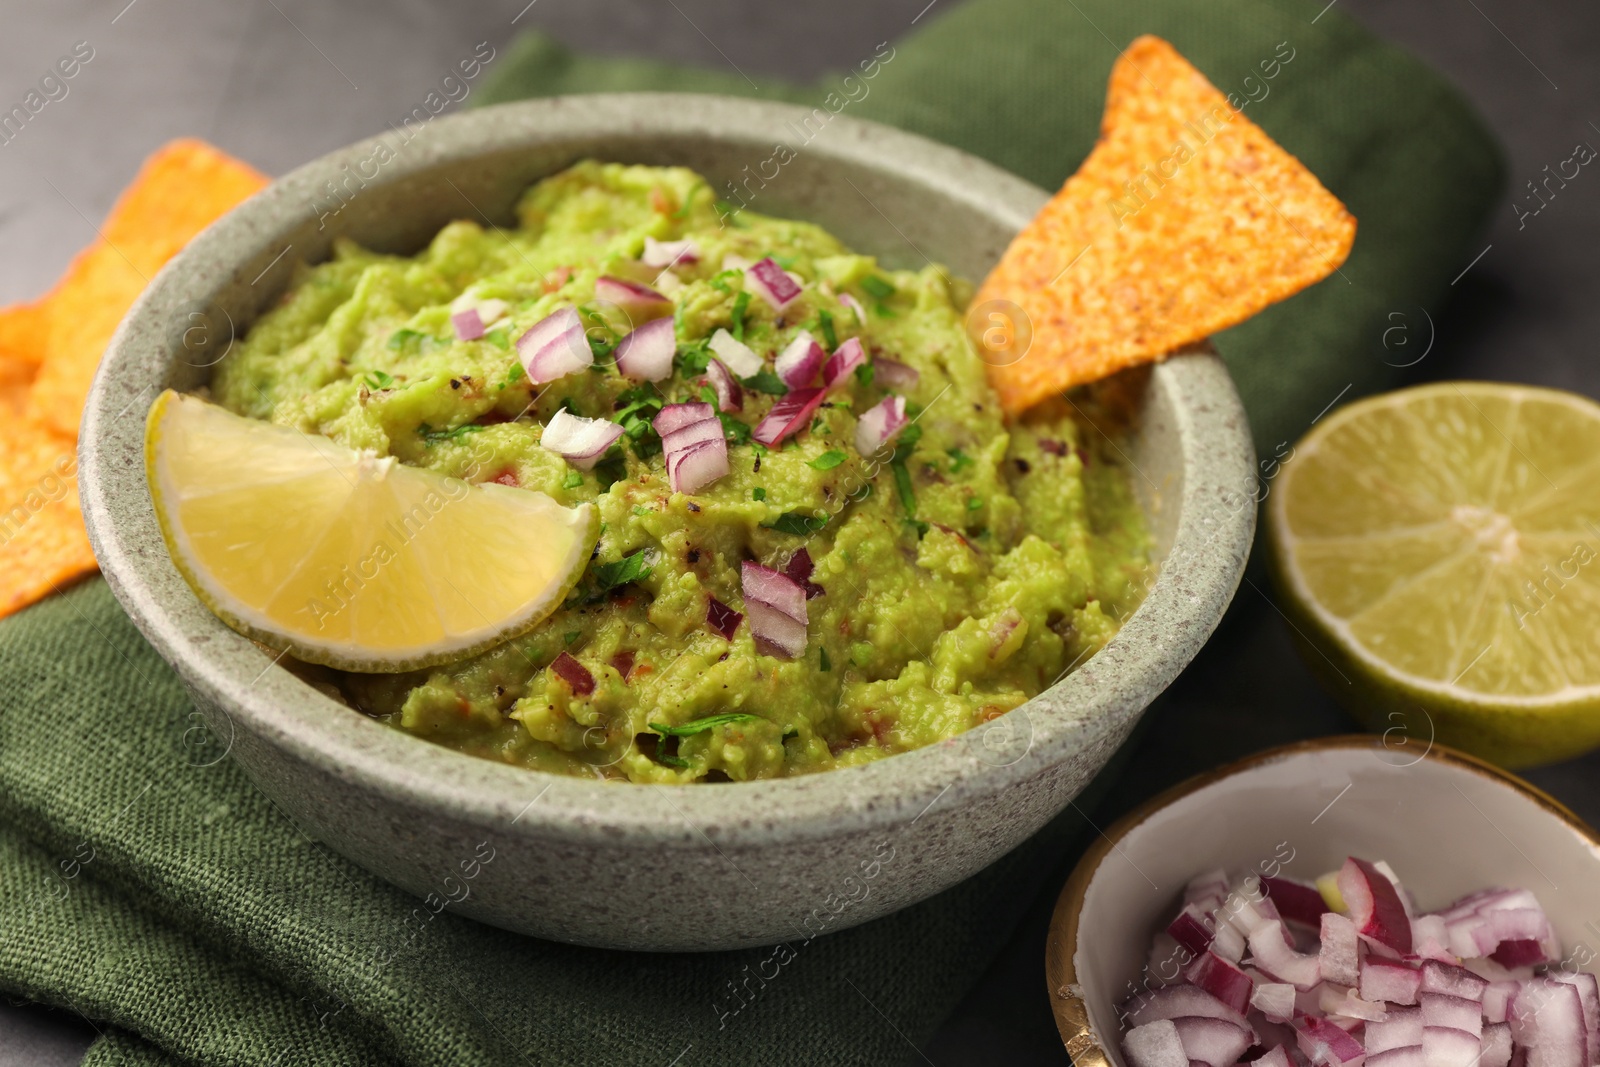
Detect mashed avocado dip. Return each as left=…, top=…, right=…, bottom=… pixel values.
left=212, top=161, right=1150, bottom=783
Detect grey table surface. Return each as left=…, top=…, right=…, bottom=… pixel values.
left=1, top=1, right=1596, bottom=1064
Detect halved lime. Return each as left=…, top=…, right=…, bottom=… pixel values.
left=146, top=390, right=598, bottom=672
left=1267, top=382, right=1600, bottom=767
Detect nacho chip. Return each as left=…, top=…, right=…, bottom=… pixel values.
left=26, top=139, right=268, bottom=436
left=0, top=302, right=49, bottom=367
left=0, top=416, right=96, bottom=618
left=975, top=35, right=1356, bottom=413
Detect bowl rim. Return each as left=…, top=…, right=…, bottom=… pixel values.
left=1043, top=734, right=1600, bottom=1064
left=80, top=92, right=1256, bottom=849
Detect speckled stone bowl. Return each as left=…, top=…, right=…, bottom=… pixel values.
left=80, top=94, right=1255, bottom=951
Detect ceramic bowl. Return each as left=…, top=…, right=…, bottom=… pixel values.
left=80, top=94, right=1256, bottom=951
left=1046, top=736, right=1600, bottom=1065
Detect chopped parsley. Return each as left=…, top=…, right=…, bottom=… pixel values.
left=730, top=291, right=751, bottom=341
left=707, top=269, right=741, bottom=294
left=819, top=647, right=832, bottom=672
left=562, top=470, right=584, bottom=489
left=386, top=329, right=429, bottom=353
left=656, top=753, right=692, bottom=769
left=631, top=505, right=652, bottom=517
left=417, top=422, right=483, bottom=445
left=808, top=450, right=847, bottom=471
left=718, top=412, right=752, bottom=446
left=648, top=712, right=757, bottom=737
left=363, top=369, right=396, bottom=390
left=673, top=182, right=701, bottom=219
left=591, top=548, right=653, bottom=593
left=741, top=369, right=788, bottom=396
left=947, top=447, right=973, bottom=473
left=752, top=487, right=767, bottom=501
left=770, top=253, right=798, bottom=270
left=967, top=496, right=984, bottom=512
left=816, top=309, right=837, bottom=349
left=860, top=275, right=896, bottom=300
left=763, top=511, right=828, bottom=536
left=854, top=362, right=874, bottom=387
left=676, top=338, right=712, bottom=377
left=484, top=330, right=510, bottom=351
left=563, top=630, right=581, bottom=646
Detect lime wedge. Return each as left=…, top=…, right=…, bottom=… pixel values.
left=1268, top=382, right=1600, bottom=768
left=146, top=390, right=598, bottom=672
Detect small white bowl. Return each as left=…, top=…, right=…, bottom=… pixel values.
left=1045, top=736, right=1600, bottom=1066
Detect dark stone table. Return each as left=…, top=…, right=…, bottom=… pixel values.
left=2, top=2, right=1595, bottom=1063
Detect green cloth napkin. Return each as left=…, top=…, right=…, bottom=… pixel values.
left=0, top=2, right=1502, bottom=1064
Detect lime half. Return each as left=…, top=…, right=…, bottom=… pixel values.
left=1268, top=382, right=1600, bottom=767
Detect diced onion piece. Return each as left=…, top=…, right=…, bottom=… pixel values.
left=1419, top=961, right=1489, bottom=1002
left=1320, top=986, right=1389, bottom=1023
left=1321, top=912, right=1362, bottom=987
left=1420, top=992, right=1483, bottom=1035
left=855, top=395, right=907, bottom=456
left=662, top=418, right=724, bottom=454
left=742, top=561, right=807, bottom=659
left=1421, top=1026, right=1480, bottom=1067
left=873, top=356, right=920, bottom=390
left=745, top=256, right=802, bottom=310
left=706, top=596, right=742, bottom=640
left=774, top=331, right=825, bottom=388
left=1125, top=985, right=1251, bottom=1031
left=822, top=337, right=865, bottom=388
left=1168, top=902, right=1215, bottom=956
left=752, top=387, right=825, bottom=447
left=1339, top=856, right=1415, bottom=955
left=614, top=316, right=676, bottom=381
left=517, top=306, right=592, bottom=383
left=666, top=437, right=729, bottom=494
left=838, top=291, right=866, bottom=324
left=451, top=308, right=485, bottom=341
left=642, top=236, right=699, bottom=268
left=1367, top=1006, right=1424, bottom=1054
left=1256, top=1047, right=1293, bottom=1067
left=1172, top=1017, right=1254, bottom=1067
left=1248, top=920, right=1322, bottom=990
left=594, top=275, right=671, bottom=312
left=1480, top=1022, right=1513, bottom=1067
left=539, top=409, right=623, bottom=470
left=783, top=547, right=823, bottom=598
left=1252, top=983, right=1297, bottom=1023
left=1293, top=1014, right=1367, bottom=1067
left=1509, top=979, right=1586, bottom=1067
left=1262, top=876, right=1331, bottom=928
left=1123, top=1021, right=1188, bottom=1067
left=1362, top=957, right=1424, bottom=1006
left=550, top=651, right=594, bottom=696
left=703, top=358, right=743, bottom=412
left=1184, top=951, right=1254, bottom=1015
left=653, top=402, right=716, bottom=437
left=708, top=328, right=763, bottom=378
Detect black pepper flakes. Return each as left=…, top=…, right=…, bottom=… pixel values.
left=687, top=502, right=701, bottom=513
left=1015, top=458, right=1031, bottom=474
left=449, top=378, right=461, bottom=389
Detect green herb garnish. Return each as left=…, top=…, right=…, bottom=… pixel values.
left=947, top=447, right=973, bottom=473
left=484, top=330, right=510, bottom=351
left=591, top=548, right=653, bottom=593
left=816, top=310, right=837, bottom=350
left=718, top=413, right=752, bottom=446
left=742, top=369, right=788, bottom=396
left=417, top=422, right=483, bottom=445
left=854, top=362, right=874, bottom=387
left=752, top=487, right=767, bottom=501
left=808, top=450, right=847, bottom=471
left=860, top=276, right=895, bottom=300
left=891, top=461, right=917, bottom=517
left=363, top=369, right=396, bottom=390
left=967, top=496, right=984, bottom=512
left=563, top=630, right=581, bottom=646
left=648, top=712, right=757, bottom=737
left=656, top=754, right=692, bottom=769
left=562, top=470, right=584, bottom=489
left=386, top=329, right=429, bottom=353
left=763, top=511, right=828, bottom=536
left=730, top=291, right=751, bottom=341
left=819, top=647, right=832, bottom=672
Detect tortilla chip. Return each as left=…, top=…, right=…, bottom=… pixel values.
left=0, top=303, right=49, bottom=367
left=26, top=139, right=268, bottom=436
left=0, top=417, right=97, bottom=619
left=975, top=35, right=1356, bottom=413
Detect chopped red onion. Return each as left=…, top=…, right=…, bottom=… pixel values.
left=752, top=386, right=825, bottom=447
left=1362, top=958, right=1425, bottom=1006
left=1261, top=877, right=1330, bottom=928
left=708, top=327, right=763, bottom=378
left=517, top=306, right=592, bottom=383
left=1420, top=961, right=1490, bottom=1002
left=1123, top=1021, right=1188, bottom=1067
left=873, top=356, right=920, bottom=390
left=540, top=409, right=624, bottom=470
left=838, top=291, right=866, bottom=323
left=550, top=651, right=594, bottom=696
left=854, top=395, right=908, bottom=456
left=451, top=308, right=485, bottom=341
left=653, top=402, right=716, bottom=437
left=774, top=331, right=825, bottom=388
left=662, top=417, right=724, bottom=454
left=1255, top=1047, right=1293, bottom=1067
left=1510, top=980, right=1585, bottom=1067
left=594, top=275, right=670, bottom=312
left=1127, top=986, right=1251, bottom=1030
left=1248, top=920, right=1322, bottom=990
left=642, top=236, right=700, bottom=268
left=1340, top=857, right=1414, bottom=955
left=1492, top=941, right=1551, bottom=969
left=741, top=561, right=807, bottom=659
left=1174, top=1018, right=1255, bottom=1067
left=1294, top=1015, right=1367, bottom=1067
left=1170, top=902, right=1217, bottom=956
left=1185, top=951, right=1255, bottom=1014
left=1252, top=983, right=1297, bottom=1023
left=666, top=437, right=729, bottom=494
left=823, top=337, right=865, bottom=388
left=745, top=256, right=802, bottom=310
left=614, top=316, right=676, bottom=381
left=1321, top=913, right=1361, bottom=987
left=1320, top=986, right=1388, bottom=1023
left=783, top=547, right=824, bottom=598
left=1481, top=1022, right=1514, bottom=1067
left=703, top=357, right=743, bottom=412
left=706, top=596, right=742, bottom=640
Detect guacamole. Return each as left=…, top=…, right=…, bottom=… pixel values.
left=212, top=161, right=1150, bottom=783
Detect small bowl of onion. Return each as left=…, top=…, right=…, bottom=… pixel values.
left=1046, top=736, right=1600, bottom=1067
